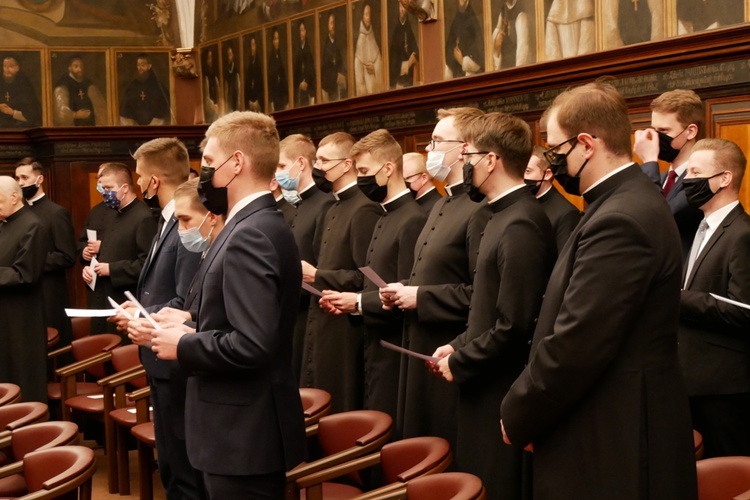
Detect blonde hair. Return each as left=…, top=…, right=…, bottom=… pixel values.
left=651, top=89, right=704, bottom=135
left=436, top=107, right=485, bottom=141
left=205, top=111, right=279, bottom=180
left=692, top=138, right=746, bottom=190
left=403, top=152, right=426, bottom=174
left=132, top=137, right=190, bottom=187
left=279, top=134, right=316, bottom=165
left=173, top=178, right=207, bottom=213
left=318, top=132, right=356, bottom=158
left=350, top=129, right=403, bottom=172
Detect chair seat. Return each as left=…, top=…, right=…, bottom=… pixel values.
left=110, top=407, right=152, bottom=427
left=47, top=382, right=101, bottom=401
left=131, top=422, right=155, bottom=446
left=0, top=472, right=27, bottom=497
left=300, top=482, right=363, bottom=500
left=65, top=393, right=134, bottom=414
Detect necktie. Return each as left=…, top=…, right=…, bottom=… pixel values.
left=684, top=219, right=709, bottom=288
left=663, top=169, right=678, bottom=198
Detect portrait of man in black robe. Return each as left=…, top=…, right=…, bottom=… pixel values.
left=243, top=31, right=265, bottom=112
left=319, top=7, right=348, bottom=103
left=0, top=53, right=42, bottom=129
left=117, top=52, right=171, bottom=126
left=388, top=0, right=419, bottom=89
left=51, top=51, right=108, bottom=126
left=267, top=24, right=289, bottom=113
left=444, top=0, right=485, bottom=79
left=293, top=16, right=316, bottom=107
left=222, top=39, right=241, bottom=113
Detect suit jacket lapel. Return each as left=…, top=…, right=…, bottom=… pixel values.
left=685, top=205, right=742, bottom=288
left=143, top=217, right=176, bottom=278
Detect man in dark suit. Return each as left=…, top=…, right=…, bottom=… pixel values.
left=679, top=138, right=750, bottom=458
left=633, top=89, right=704, bottom=260
left=276, top=134, right=335, bottom=382
left=380, top=107, right=490, bottom=450
left=501, top=82, right=697, bottom=499
left=433, top=112, right=556, bottom=499
left=320, top=129, right=427, bottom=423
left=116, top=138, right=202, bottom=499
left=403, top=152, right=443, bottom=213
left=0, top=177, right=47, bottom=403
left=15, top=158, right=76, bottom=350
left=151, top=111, right=306, bottom=499
left=524, top=146, right=582, bottom=251
left=81, top=163, right=157, bottom=335
left=299, top=132, right=382, bottom=412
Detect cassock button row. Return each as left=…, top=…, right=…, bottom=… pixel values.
left=411, top=272, right=416, bottom=277
left=480, top=232, right=484, bottom=236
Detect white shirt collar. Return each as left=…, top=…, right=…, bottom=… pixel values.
left=583, top=162, right=635, bottom=195
left=226, top=190, right=272, bottom=223
left=333, top=181, right=357, bottom=200
left=488, top=183, right=526, bottom=205
left=704, top=200, right=740, bottom=233
left=671, top=161, right=689, bottom=178
left=536, top=185, right=552, bottom=199
left=26, top=192, right=45, bottom=206
left=298, top=181, right=315, bottom=195
left=382, top=189, right=411, bottom=211
left=415, top=186, right=436, bottom=200
left=445, top=181, right=462, bottom=197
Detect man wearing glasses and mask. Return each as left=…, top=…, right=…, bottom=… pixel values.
left=501, top=81, right=698, bottom=499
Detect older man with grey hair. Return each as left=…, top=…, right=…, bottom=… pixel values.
left=0, top=176, right=48, bottom=402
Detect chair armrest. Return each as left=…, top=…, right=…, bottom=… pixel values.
left=0, top=432, right=10, bottom=448
left=353, top=482, right=407, bottom=500
left=305, top=423, right=319, bottom=438
left=47, top=345, right=73, bottom=360
left=55, top=352, right=112, bottom=377
left=0, top=460, right=23, bottom=479
left=287, top=446, right=376, bottom=483
left=295, top=452, right=381, bottom=489
left=98, top=365, right=145, bottom=387
left=127, top=386, right=151, bottom=402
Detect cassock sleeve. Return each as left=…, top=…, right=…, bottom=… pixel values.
left=109, top=214, right=158, bottom=289
left=501, top=211, right=658, bottom=447
left=449, top=219, right=549, bottom=382
left=0, top=219, right=46, bottom=287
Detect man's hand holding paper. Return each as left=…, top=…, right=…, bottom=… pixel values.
left=320, top=291, right=357, bottom=315
left=155, top=307, right=193, bottom=324
left=151, top=323, right=195, bottom=360
left=431, top=344, right=455, bottom=381
left=379, top=282, right=418, bottom=310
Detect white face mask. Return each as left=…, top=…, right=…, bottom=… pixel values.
left=425, top=149, right=460, bottom=182
left=178, top=213, right=212, bottom=253
left=282, top=189, right=301, bottom=205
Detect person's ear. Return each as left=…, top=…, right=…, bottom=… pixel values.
left=686, top=123, right=699, bottom=142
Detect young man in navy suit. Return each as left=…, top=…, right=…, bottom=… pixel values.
left=150, top=112, right=306, bottom=499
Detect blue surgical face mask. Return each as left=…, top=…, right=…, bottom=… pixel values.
left=178, top=213, right=212, bottom=253
left=96, top=183, right=105, bottom=195
left=275, top=162, right=300, bottom=191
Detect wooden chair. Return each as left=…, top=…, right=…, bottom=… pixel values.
left=300, top=388, right=332, bottom=433
left=0, top=421, right=80, bottom=496
left=694, top=430, right=704, bottom=460
left=0, top=445, right=96, bottom=500
left=63, top=344, right=145, bottom=494
left=0, top=384, right=21, bottom=407
left=402, top=472, right=486, bottom=500
left=697, top=456, right=750, bottom=500
left=47, top=333, right=122, bottom=420
left=294, top=436, right=452, bottom=500
left=131, top=420, right=156, bottom=500
left=70, top=317, right=91, bottom=341
left=110, top=385, right=151, bottom=495
left=46, top=328, right=59, bottom=350
left=286, top=410, right=393, bottom=500
left=0, top=403, right=49, bottom=440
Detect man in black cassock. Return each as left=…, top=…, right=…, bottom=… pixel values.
left=320, top=130, right=427, bottom=423
left=15, top=158, right=76, bottom=351
left=445, top=0, right=484, bottom=78
left=277, top=134, right=335, bottom=382
left=300, top=132, right=382, bottom=413
left=389, top=1, right=419, bottom=89
left=53, top=54, right=106, bottom=126
left=380, top=107, right=490, bottom=450
left=81, top=163, right=157, bottom=335
left=0, top=177, right=48, bottom=403
left=119, top=53, right=170, bottom=126
left=321, top=11, right=347, bottom=102
left=223, top=46, right=240, bottom=113
left=293, top=19, right=316, bottom=107
left=433, top=113, right=556, bottom=499
left=267, top=28, right=289, bottom=113
left=244, top=35, right=264, bottom=112
left=0, top=55, right=41, bottom=128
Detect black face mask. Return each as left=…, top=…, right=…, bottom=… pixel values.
left=198, top=157, right=234, bottom=216
left=357, top=164, right=387, bottom=203
left=462, top=157, right=488, bottom=203
left=524, top=178, right=543, bottom=197
left=312, top=168, right=334, bottom=194
left=657, top=130, right=687, bottom=163
left=683, top=171, right=724, bottom=208
left=142, top=176, right=160, bottom=210
left=548, top=139, right=587, bottom=196
left=21, top=182, right=39, bottom=200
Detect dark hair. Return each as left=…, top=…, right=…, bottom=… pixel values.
left=15, top=157, right=45, bottom=175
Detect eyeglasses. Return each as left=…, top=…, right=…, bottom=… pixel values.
left=404, top=173, right=425, bottom=181
left=543, top=137, right=578, bottom=164
left=428, top=139, right=464, bottom=150
left=314, top=158, right=347, bottom=169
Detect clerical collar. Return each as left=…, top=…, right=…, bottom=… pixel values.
left=488, top=184, right=526, bottom=205
left=298, top=182, right=315, bottom=197
left=381, top=189, right=411, bottom=211
left=26, top=192, right=46, bottom=206
left=333, top=181, right=357, bottom=200
left=582, top=162, right=635, bottom=195
left=275, top=193, right=284, bottom=203
left=536, top=185, right=552, bottom=199
left=445, top=181, right=463, bottom=197
left=416, top=186, right=436, bottom=200
left=117, top=197, right=137, bottom=213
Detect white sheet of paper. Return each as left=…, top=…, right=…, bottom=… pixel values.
left=107, top=297, right=133, bottom=319
left=710, top=293, right=750, bottom=311
left=65, top=308, right=117, bottom=318
left=87, top=229, right=97, bottom=241
left=88, top=256, right=98, bottom=291
left=359, top=266, right=388, bottom=288
left=301, top=282, right=323, bottom=297
left=123, top=291, right=161, bottom=330
left=380, top=340, right=438, bottom=363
